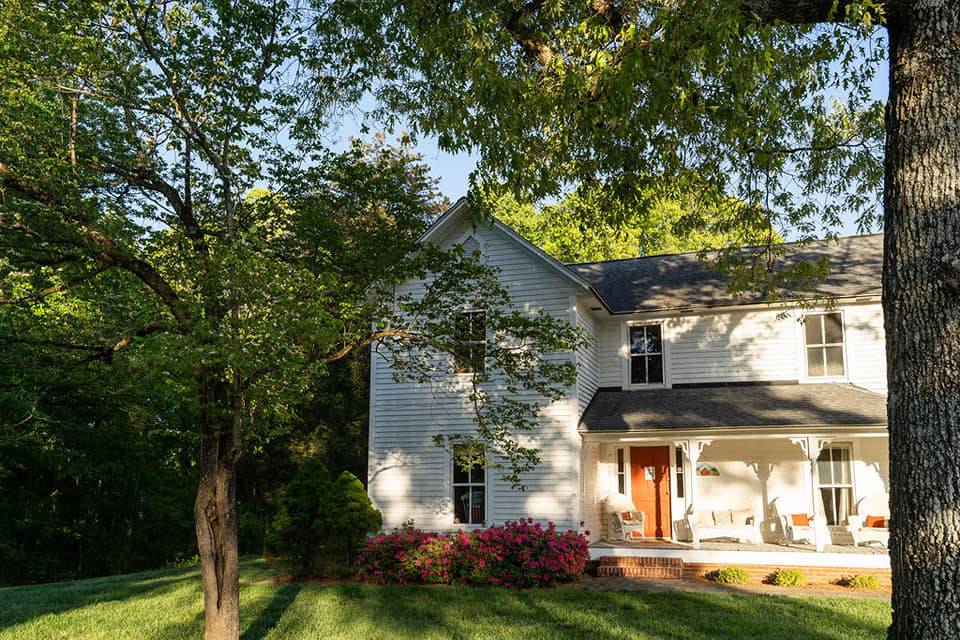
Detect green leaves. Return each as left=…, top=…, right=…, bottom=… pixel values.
left=329, top=0, right=885, bottom=253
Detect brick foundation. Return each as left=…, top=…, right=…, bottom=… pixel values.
left=596, top=556, right=683, bottom=579
left=593, top=556, right=891, bottom=587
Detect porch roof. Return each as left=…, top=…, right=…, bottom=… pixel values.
left=579, top=383, right=887, bottom=432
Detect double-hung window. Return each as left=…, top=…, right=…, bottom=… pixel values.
left=629, top=324, right=664, bottom=385
left=453, top=310, right=486, bottom=374
left=452, top=445, right=486, bottom=525
left=804, top=312, right=845, bottom=377
left=817, top=445, right=854, bottom=525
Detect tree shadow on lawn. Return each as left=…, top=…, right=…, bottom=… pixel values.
left=0, top=566, right=200, bottom=631
left=240, top=583, right=303, bottom=640
left=324, top=583, right=889, bottom=640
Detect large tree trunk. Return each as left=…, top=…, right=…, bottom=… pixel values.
left=884, top=2, right=960, bottom=637
left=194, top=374, right=242, bottom=640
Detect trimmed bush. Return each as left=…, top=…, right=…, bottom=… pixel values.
left=328, top=471, right=384, bottom=559
left=705, top=566, right=749, bottom=585
left=266, top=461, right=382, bottom=576
left=770, top=568, right=805, bottom=587
left=838, top=574, right=880, bottom=589
left=359, top=519, right=590, bottom=587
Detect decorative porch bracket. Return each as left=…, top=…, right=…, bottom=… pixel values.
left=789, top=436, right=834, bottom=552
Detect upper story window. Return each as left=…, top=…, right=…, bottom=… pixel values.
left=453, top=310, right=486, bottom=373
left=804, top=312, right=845, bottom=377
left=629, top=324, right=664, bottom=385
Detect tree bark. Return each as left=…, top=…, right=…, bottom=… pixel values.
left=884, top=2, right=960, bottom=638
left=194, top=373, right=242, bottom=640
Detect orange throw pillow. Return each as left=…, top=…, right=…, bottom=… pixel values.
left=791, top=514, right=810, bottom=527
left=865, top=515, right=886, bottom=528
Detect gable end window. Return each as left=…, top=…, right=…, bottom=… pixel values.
left=804, top=312, right=845, bottom=377
left=452, top=445, right=485, bottom=525
left=629, top=324, right=664, bottom=385
left=453, top=310, right=486, bottom=373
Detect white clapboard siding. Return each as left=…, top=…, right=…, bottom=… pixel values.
left=591, top=302, right=887, bottom=390
left=575, top=299, right=599, bottom=413
left=668, top=309, right=800, bottom=384
left=595, top=319, right=623, bottom=388
left=369, top=219, right=583, bottom=532
left=844, top=304, right=888, bottom=393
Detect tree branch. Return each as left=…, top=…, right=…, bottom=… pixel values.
left=323, top=328, right=444, bottom=364
left=0, top=263, right=112, bottom=305
left=740, top=0, right=864, bottom=24
left=0, top=162, right=193, bottom=328
left=505, top=0, right=555, bottom=66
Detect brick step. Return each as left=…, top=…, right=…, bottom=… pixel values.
left=596, top=556, right=683, bottom=579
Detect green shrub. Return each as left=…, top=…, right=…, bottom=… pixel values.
left=265, top=461, right=382, bottom=577
left=327, top=471, right=384, bottom=560
left=839, top=574, right=880, bottom=589
left=770, top=568, right=805, bottom=587
left=706, top=566, right=749, bottom=584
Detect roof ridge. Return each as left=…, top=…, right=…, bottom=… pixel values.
left=564, top=232, right=884, bottom=268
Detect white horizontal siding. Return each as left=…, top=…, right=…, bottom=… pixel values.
left=588, top=302, right=887, bottom=391
left=844, top=304, right=888, bottom=393
left=668, top=309, right=799, bottom=384
left=595, top=320, right=622, bottom=387
left=575, top=300, right=599, bottom=414
left=369, top=220, right=582, bottom=532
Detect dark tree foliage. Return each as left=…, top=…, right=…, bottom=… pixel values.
left=0, top=341, right=195, bottom=585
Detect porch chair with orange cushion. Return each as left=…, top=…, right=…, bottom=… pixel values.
left=847, top=494, right=890, bottom=547
left=771, top=496, right=829, bottom=550
left=601, top=493, right=647, bottom=541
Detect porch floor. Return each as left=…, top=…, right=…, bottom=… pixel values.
left=590, top=539, right=887, bottom=555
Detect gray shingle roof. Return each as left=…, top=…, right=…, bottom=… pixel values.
left=566, top=234, right=883, bottom=313
left=579, top=383, right=887, bottom=432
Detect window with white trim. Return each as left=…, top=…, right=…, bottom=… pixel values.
left=629, top=324, right=664, bottom=385
left=453, top=310, right=486, bottom=373
left=452, top=445, right=485, bottom=525
left=616, top=448, right=627, bottom=494
left=804, top=312, right=845, bottom=377
left=817, top=444, right=854, bottom=526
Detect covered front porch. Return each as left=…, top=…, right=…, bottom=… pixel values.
left=578, top=384, right=890, bottom=562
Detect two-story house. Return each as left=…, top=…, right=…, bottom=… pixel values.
left=368, top=199, right=890, bottom=582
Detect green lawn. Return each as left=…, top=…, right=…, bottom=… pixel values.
left=0, top=560, right=891, bottom=640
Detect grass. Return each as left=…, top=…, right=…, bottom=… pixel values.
left=0, top=559, right=891, bottom=640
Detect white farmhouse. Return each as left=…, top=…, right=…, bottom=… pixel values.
left=368, top=199, right=891, bottom=583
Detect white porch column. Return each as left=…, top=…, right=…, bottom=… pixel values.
left=674, top=439, right=712, bottom=549
left=580, top=441, right=600, bottom=540
left=790, top=436, right=833, bottom=552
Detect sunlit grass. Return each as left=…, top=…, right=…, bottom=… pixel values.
left=0, top=559, right=891, bottom=639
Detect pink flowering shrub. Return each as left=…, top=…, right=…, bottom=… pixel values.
left=359, top=519, right=590, bottom=587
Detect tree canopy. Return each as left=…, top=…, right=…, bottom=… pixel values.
left=484, top=186, right=779, bottom=263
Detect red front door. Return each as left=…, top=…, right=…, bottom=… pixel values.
left=630, top=446, right=671, bottom=538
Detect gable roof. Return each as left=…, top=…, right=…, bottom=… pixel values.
left=566, top=234, right=883, bottom=314
left=579, top=383, right=887, bottom=432
left=420, top=198, right=594, bottom=293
